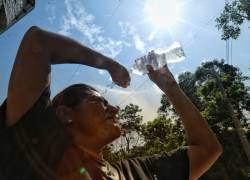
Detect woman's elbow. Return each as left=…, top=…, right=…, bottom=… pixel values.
left=22, top=26, right=45, bottom=54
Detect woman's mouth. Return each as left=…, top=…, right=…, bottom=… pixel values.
left=106, top=116, right=119, bottom=124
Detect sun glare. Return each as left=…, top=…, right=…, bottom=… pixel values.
left=144, top=0, right=181, bottom=30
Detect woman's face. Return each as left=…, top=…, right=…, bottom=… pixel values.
left=69, top=90, right=121, bottom=144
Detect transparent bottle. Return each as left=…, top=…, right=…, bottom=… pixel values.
left=101, top=42, right=186, bottom=95
left=130, top=42, right=185, bottom=75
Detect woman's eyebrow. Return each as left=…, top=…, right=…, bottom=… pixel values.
left=95, top=96, right=109, bottom=105
left=88, top=96, right=107, bottom=103
left=85, top=94, right=109, bottom=104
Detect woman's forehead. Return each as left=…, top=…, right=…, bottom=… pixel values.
left=86, top=90, right=102, bottom=98
left=82, top=90, right=105, bottom=101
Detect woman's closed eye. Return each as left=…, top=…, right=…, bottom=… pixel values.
left=87, top=97, right=108, bottom=106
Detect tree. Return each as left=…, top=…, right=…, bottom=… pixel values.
left=158, top=94, right=173, bottom=117
left=158, top=60, right=250, bottom=178
left=178, top=72, right=203, bottom=110
left=102, top=145, right=121, bottom=163
left=179, top=60, right=250, bottom=179
left=216, top=0, right=250, bottom=40
left=140, top=116, right=187, bottom=155
left=117, top=103, right=143, bottom=153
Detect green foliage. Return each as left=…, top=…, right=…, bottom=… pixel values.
left=117, top=104, right=143, bottom=153
left=178, top=72, right=203, bottom=110
left=181, top=60, right=250, bottom=179
left=195, top=60, right=250, bottom=128
left=102, top=145, right=126, bottom=163
left=118, top=103, right=143, bottom=133
left=216, top=0, right=250, bottom=40
left=158, top=94, right=173, bottom=117
left=140, top=116, right=187, bottom=155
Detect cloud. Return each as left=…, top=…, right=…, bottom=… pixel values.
left=45, top=2, right=56, bottom=24
left=59, top=0, right=102, bottom=41
left=134, top=35, right=146, bottom=53
left=119, top=22, right=146, bottom=53
left=59, top=0, right=128, bottom=58
left=148, top=30, right=157, bottom=41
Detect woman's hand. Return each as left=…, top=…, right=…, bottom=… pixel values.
left=107, top=60, right=131, bottom=88
left=146, top=51, right=177, bottom=92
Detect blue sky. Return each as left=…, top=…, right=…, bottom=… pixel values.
left=0, top=0, right=250, bottom=121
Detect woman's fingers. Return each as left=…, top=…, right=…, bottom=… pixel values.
left=108, top=61, right=131, bottom=88
left=113, top=76, right=130, bottom=88
left=146, top=64, right=154, bottom=73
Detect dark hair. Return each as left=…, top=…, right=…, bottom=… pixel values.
left=52, top=83, right=98, bottom=109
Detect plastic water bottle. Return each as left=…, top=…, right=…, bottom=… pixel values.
left=101, top=42, right=185, bottom=95
left=130, top=42, right=185, bottom=75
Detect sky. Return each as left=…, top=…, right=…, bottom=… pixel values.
left=0, top=0, right=250, bottom=122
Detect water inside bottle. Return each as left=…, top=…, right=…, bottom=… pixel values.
left=130, top=42, right=185, bottom=75
left=101, top=42, right=186, bottom=95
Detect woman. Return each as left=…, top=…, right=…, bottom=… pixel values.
left=0, top=26, right=222, bottom=180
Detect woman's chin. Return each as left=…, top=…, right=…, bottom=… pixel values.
left=109, top=124, right=122, bottom=141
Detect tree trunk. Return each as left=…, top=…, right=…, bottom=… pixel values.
left=227, top=102, right=250, bottom=161
left=125, top=136, right=130, bottom=153
left=215, top=74, right=250, bottom=162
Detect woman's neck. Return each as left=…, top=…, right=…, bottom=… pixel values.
left=72, top=146, right=110, bottom=180
left=73, top=143, right=104, bottom=162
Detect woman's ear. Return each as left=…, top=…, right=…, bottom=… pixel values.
left=55, top=105, right=72, bottom=124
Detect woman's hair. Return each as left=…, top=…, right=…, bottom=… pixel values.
left=52, top=83, right=98, bottom=109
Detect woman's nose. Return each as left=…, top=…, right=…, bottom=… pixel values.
left=115, top=105, right=120, bottom=113
left=108, top=105, right=120, bottom=113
